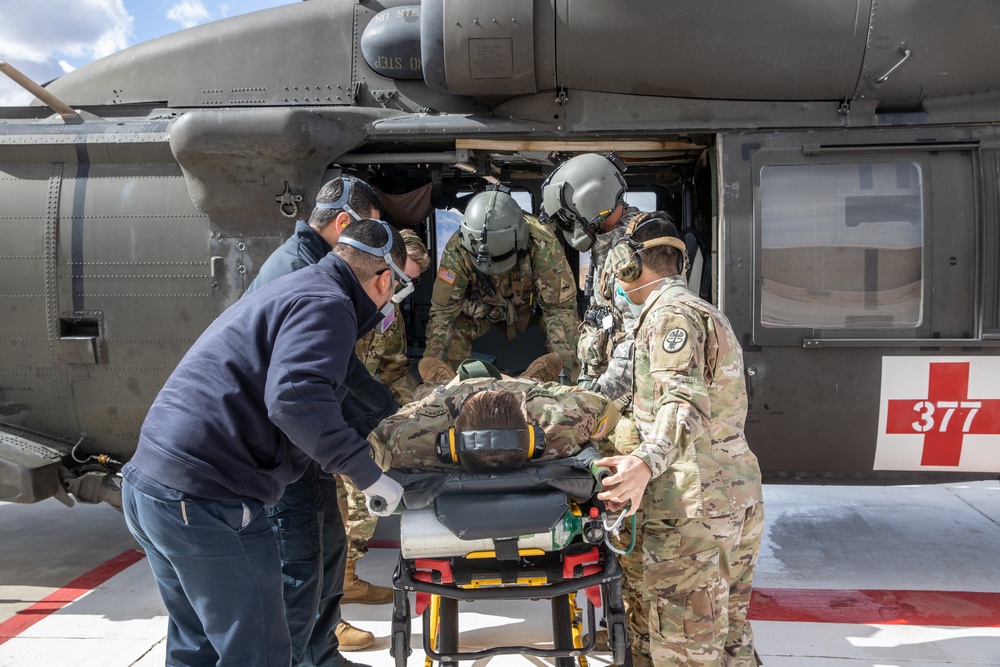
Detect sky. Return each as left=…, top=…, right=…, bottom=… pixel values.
left=0, top=0, right=297, bottom=107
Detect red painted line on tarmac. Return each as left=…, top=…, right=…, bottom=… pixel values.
left=3, top=546, right=997, bottom=643
left=751, top=588, right=1000, bottom=627
left=0, top=548, right=146, bottom=645
left=370, top=544, right=1000, bottom=628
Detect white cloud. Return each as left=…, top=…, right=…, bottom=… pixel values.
left=0, top=0, right=132, bottom=64
left=0, top=82, right=35, bottom=108
left=0, top=0, right=132, bottom=105
left=166, top=0, right=211, bottom=29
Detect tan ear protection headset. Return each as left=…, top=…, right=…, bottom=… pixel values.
left=435, top=425, right=546, bottom=465
left=610, top=212, right=689, bottom=282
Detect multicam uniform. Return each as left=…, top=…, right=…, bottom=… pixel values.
left=355, top=303, right=418, bottom=404
left=425, top=217, right=581, bottom=381
left=618, top=275, right=763, bottom=667
left=577, top=209, right=640, bottom=404
left=369, top=377, right=619, bottom=473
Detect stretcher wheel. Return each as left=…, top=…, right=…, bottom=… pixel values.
left=611, top=622, right=628, bottom=666
left=392, top=631, right=408, bottom=667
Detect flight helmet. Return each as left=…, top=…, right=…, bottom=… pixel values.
left=540, top=153, right=627, bottom=240
left=459, top=185, right=528, bottom=275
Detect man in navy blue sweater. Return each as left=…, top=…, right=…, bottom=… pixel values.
left=246, top=176, right=392, bottom=661
left=122, top=219, right=408, bottom=667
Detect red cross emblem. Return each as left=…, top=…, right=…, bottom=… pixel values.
left=885, top=362, right=1000, bottom=466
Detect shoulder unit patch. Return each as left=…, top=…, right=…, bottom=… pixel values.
left=559, top=275, right=575, bottom=303
left=663, top=327, right=688, bottom=353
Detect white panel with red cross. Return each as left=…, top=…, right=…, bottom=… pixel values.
left=876, top=357, right=1000, bottom=472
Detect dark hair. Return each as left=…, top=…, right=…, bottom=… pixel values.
left=631, top=211, right=682, bottom=276
left=333, top=219, right=407, bottom=281
left=309, top=177, right=383, bottom=230
left=454, top=390, right=530, bottom=473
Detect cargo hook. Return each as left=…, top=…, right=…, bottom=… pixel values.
left=275, top=182, right=303, bottom=219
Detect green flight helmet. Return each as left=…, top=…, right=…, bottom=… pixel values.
left=459, top=186, right=528, bottom=276
left=540, top=153, right=627, bottom=238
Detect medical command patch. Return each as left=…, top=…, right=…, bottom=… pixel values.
left=437, top=266, right=457, bottom=284
left=650, top=322, right=695, bottom=371
left=663, top=327, right=688, bottom=353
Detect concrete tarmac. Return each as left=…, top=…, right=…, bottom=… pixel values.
left=1, top=481, right=999, bottom=666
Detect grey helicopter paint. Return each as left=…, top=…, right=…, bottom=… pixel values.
left=1, top=0, right=999, bottom=508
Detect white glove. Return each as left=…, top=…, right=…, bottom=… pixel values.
left=361, top=473, right=403, bottom=517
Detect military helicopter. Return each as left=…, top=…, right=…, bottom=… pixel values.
left=2, top=0, right=999, bottom=509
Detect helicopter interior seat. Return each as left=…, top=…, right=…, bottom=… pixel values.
left=681, top=224, right=712, bottom=302
left=385, top=446, right=629, bottom=666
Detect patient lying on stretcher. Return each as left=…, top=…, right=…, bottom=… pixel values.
left=367, top=355, right=620, bottom=475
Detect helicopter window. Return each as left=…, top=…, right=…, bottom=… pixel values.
left=758, top=162, right=924, bottom=329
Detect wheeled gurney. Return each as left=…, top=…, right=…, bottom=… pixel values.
left=386, top=446, right=629, bottom=667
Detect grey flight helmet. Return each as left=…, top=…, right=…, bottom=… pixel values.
left=459, top=185, right=529, bottom=276
left=540, top=153, right=627, bottom=251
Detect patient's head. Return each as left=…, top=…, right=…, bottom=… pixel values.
left=454, top=390, right=530, bottom=472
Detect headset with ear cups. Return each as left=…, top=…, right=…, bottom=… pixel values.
left=435, top=425, right=546, bottom=465
left=610, top=212, right=690, bottom=282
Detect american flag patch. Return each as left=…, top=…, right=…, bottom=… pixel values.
left=437, top=267, right=457, bottom=284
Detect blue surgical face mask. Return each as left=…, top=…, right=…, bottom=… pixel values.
left=615, top=283, right=643, bottom=318
left=616, top=278, right=670, bottom=317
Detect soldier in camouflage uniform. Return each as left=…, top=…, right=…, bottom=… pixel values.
left=580, top=211, right=658, bottom=407
left=424, top=186, right=581, bottom=382
left=595, top=214, right=763, bottom=667
left=340, top=229, right=431, bottom=605
left=539, top=153, right=636, bottom=402
left=369, top=371, right=619, bottom=474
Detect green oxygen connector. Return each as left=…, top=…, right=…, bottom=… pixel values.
left=589, top=460, right=612, bottom=485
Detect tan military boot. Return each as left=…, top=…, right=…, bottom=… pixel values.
left=520, top=353, right=564, bottom=383
left=342, top=558, right=394, bottom=605
left=418, top=356, right=456, bottom=384
left=334, top=619, right=375, bottom=651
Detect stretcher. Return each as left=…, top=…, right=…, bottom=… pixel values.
left=386, top=446, right=629, bottom=667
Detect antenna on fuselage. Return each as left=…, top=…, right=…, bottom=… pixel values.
left=0, top=61, right=79, bottom=120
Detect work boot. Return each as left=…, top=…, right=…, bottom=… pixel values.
left=418, top=356, right=456, bottom=384
left=520, top=353, right=564, bottom=383
left=342, top=558, right=394, bottom=604
left=334, top=620, right=375, bottom=652
left=330, top=650, right=372, bottom=667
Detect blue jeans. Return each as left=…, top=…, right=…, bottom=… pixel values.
left=121, top=465, right=290, bottom=666
left=266, top=463, right=348, bottom=667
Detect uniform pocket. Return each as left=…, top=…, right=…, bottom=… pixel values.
left=644, top=546, right=722, bottom=646
left=578, top=320, right=610, bottom=367
left=266, top=501, right=321, bottom=561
